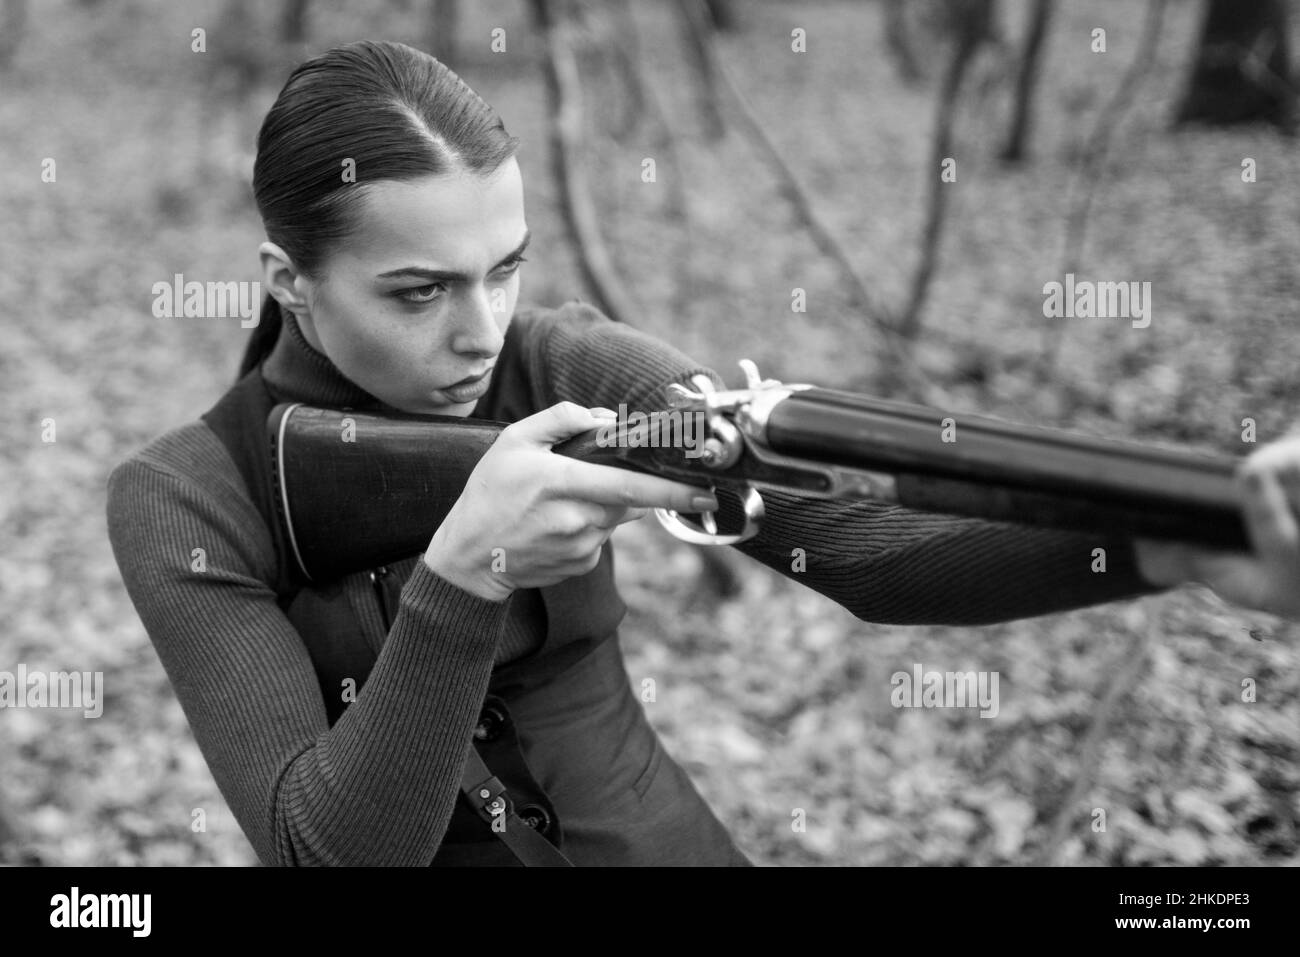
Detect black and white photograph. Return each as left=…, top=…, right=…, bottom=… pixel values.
left=1, top=0, right=1297, bottom=926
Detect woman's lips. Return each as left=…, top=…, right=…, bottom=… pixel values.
left=441, top=368, right=492, bottom=403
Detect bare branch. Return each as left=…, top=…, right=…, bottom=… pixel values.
left=1039, top=0, right=1167, bottom=379
left=675, top=0, right=940, bottom=403
left=603, top=0, right=688, bottom=218
left=896, top=0, right=993, bottom=341
left=279, top=0, right=310, bottom=45
left=427, top=0, right=460, bottom=69
left=532, top=0, right=639, bottom=325
left=883, top=0, right=923, bottom=84
left=1031, top=628, right=1152, bottom=866
left=673, top=0, right=726, bottom=139
left=0, top=0, right=28, bottom=70
left=600, top=0, right=647, bottom=140
left=999, top=0, right=1055, bottom=164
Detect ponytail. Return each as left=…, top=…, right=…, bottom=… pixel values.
left=238, top=293, right=283, bottom=379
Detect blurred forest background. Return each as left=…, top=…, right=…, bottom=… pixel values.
left=2, top=0, right=1300, bottom=866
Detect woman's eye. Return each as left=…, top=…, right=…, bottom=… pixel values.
left=495, top=256, right=526, bottom=278
left=396, top=283, right=445, bottom=304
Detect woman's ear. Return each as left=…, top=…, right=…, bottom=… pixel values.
left=259, top=242, right=311, bottom=319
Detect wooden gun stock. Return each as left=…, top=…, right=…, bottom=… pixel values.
left=266, top=403, right=698, bottom=582
left=268, top=405, right=507, bottom=582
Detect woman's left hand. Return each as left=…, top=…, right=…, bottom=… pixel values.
left=1133, top=434, right=1300, bottom=620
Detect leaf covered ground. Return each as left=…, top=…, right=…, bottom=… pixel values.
left=2, top=0, right=1299, bottom=866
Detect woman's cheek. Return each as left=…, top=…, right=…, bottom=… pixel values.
left=327, top=317, right=408, bottom=393
left=364, top=332, right=420, bottom=388
left=490, top=280, right=519, bottom=334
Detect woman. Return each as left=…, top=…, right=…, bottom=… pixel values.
left=107, top=40, right=1300, bottom=867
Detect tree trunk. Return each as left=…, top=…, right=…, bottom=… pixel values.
left=530, top=0, right=638, bottom=326
left=897, top=0, right=994, bottom=340
left=279, top=0, right=310, bottom=44
left=428, top=0, right=460, bottom=68
left=703, top=0, right=735, bottom=32
left=999, top=0, right=1054, bottom=163
left=883, top=0, right=922, bottom=83
left=1175, top=0, right=1295, bottom=130
left=0, top=0, right=27, bottom=69
left=675, top=0, right=726, bottom=139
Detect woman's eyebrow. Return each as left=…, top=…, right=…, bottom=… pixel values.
left=376, top=229, right=531, bottom=282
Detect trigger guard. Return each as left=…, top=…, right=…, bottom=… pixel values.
left=653, top=487, right=764, bottom=545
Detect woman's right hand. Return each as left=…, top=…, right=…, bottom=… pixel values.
left=424, top=402, right=719, bottom=601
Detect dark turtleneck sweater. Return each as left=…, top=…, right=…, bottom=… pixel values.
left=105, top=300, right=1162, bottom=865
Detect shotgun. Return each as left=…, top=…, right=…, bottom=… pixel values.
left=268, top=359, right=1249, bottom=583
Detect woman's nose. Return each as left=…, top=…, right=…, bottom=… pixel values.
left=451, top=286, right=506, bottom=357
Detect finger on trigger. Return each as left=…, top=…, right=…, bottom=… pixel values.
left=564, top=460, right=716, bottom=511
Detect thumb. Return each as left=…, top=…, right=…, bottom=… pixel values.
left=505, top=401, right=618, bottom=448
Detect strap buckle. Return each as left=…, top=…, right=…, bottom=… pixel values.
left=468, top=775, right=510, bottom=824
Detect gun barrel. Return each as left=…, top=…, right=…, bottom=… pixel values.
left=761, top=388, right=1249, bottom=549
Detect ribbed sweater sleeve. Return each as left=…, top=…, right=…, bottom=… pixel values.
left=533, top=302, right=1165, bottom=624
left=106, top=426, right=511, bottom=866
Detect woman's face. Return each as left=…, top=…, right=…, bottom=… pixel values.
left=292, top=159, right=528, bottom=416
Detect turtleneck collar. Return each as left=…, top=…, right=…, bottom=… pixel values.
left=261, top=306, right=389, bottom=410
left=258, top=302, right=516, bottom=419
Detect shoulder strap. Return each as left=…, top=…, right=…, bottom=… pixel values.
left=201, top=368, right=303, bottom=605
left=459, top=746, right=573, bottom=867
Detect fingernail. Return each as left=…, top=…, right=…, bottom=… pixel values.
left=692, top=494, right=719, bottom=512
left=591, top=407, right=619, bottom=419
